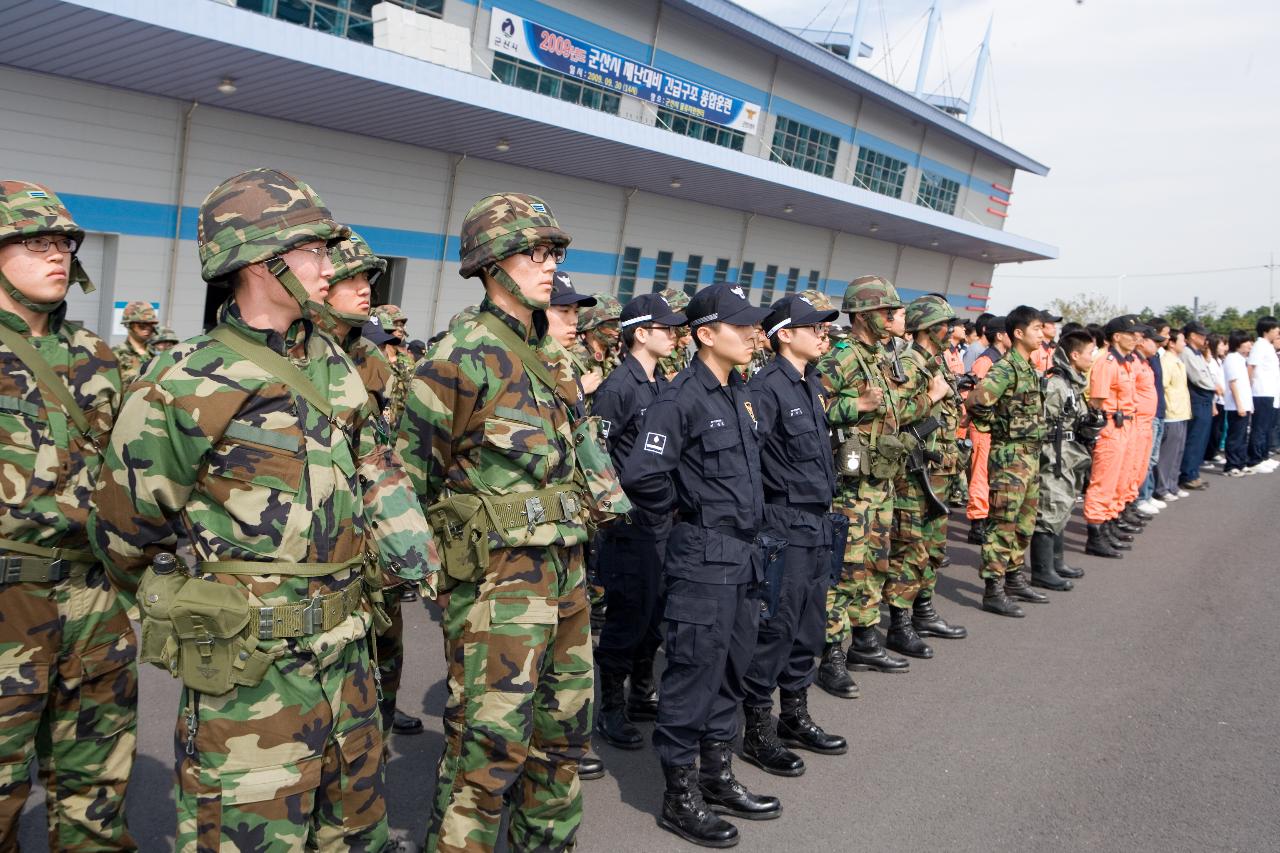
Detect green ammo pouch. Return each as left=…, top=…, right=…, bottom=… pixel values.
left=169, top=578, right=262, bottom=696
left=426, top=494, right=490, bottom=586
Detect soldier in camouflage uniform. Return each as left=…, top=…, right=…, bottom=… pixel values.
left=112, top=299, right=158, bottom=386
left=91, top=169, right=409, bottom=851
left=152, top=324, right=180, bottom=352
left=901, top=296, right=969, bottom=642
left=374, top=303, right=409, bottom=341
left=374, top=306, right=415, bottom=432
left=399, top=193, right=593, bottom=853
left=575, top=293, right=622, bottom=379
left=656, top=287, right=692, bottom=379
left=966, top=304, right=1050, bottom=618
left=817, top=276, right=942, bottom=694
left=0, top=181, right=137, bottom=851
left=322, top=232, right=427, bottom=738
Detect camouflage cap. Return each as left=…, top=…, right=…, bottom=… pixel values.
left=578, top=293, right=622, bottom=331
left=330, top=229, right=387, bottom=286
left=841, top=275, right=903, bottom=314
left=197, top=168, right=348, bottom=283
left=153, top=325, right=180, bottom=344
left=458, top=192, right=570, bottom=279
left=798, top=288, right=834, bottom=311
left=374, top=304, right=407, bottom=327
left=905, top=294, right=956, bottom=332
left=0, top=180, right=85, bottom=246
left=657, top=287, right=691, bottom=314
left=121, top=301, right=158, bottom=325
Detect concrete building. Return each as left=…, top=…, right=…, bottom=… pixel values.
left=0, top=0, right=1055, bottom=345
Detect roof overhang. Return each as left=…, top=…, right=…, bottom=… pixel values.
left=0, top=0, right=1058, bottom=264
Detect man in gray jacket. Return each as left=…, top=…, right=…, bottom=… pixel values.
left=1178, top=321, right=1217, bottom=490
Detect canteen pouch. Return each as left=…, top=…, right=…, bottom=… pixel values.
left=758, top=534, right=788, bottom=620
left=169, top=578, right=254, bottom=696
left=136, top=563, right=190, bottom=673
left=836, top=430, right=872, bottom=480
left=869, top=432, right=912, bottom=481
left=426, top=494, right=491, bottom=587
left=827, top=512, right=851, bottom=584
left=572, top=416, right=632, bottom=525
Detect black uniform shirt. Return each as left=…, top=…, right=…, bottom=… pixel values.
left=749, top=356, right=836, bottom=511
left=621, top=356, right=763, bottom=538
left=592, top=354, right=670, bottom=534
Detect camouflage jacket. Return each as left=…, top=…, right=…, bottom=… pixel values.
left=386, top=348, right=415, bottom=433
left=90, top=301, right=373, bottom=656
left=0, top=306, right=120, bottom=552
left=906, top=343, right=963, bottom=475
left=658, top=345, right=690, bottom=380
left=398, top=299, right=589, bottom=593
left=111, top=340, right=150, bottom=387
left=819, top=337, right=932, bottom=441
left=571, top=340, right=618, bottom=385
left=968, top=348, right=1046, bottom=444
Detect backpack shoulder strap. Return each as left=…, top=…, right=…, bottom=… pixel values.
left=0, top=321, right=92, bottom=437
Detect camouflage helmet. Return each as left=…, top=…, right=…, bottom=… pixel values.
left=153, top=325, right=180, bottom=345
left=458, top=193, right=571, bottom=280
left=448, top=305, right=479, bottom=329
left=197, top=168, right=348, bottom=284
left=658, top=287, right=690, bottom=314
left=0, top=181, right=94, bottom=308
left=374, top=304, right=407, bottom=327
left=798, top=288, right=834, bottom=311
left=121, top=301, right=158, bottom=325
left=329, top=229, right=387, bottom=286
left=841, top=275, right=903, bottom=314
left=905, top=294, right=957, bottom=332
left=578, top=293, right=622, bottom=332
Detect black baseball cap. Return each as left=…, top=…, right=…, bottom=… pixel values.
left=687, top=282, right=771, bottom=328
left=1136, top=323, right=1167, bottom=343
left=1104, top=314, right=1140, bottom=337
left=1039, top=309, right=1063, bottom=323
left=620, top=293, right=686, bottom=328
left=1183, top=320, right=1209, bottom=336
left=550, top=271, right=597, bottom=307
left=362, top=318, right=398, bottom=346
left=764, top=294, right=840, bottom=338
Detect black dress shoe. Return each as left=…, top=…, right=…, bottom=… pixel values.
left=392, top=709, right=424, bottom=735
left=777, top=690, right=847, bottom=755
left=659, top=764, right=738, bottom=848
left=699, top=742, right=782, bottom=820
left=740, top=706, right=805, bottom=777
left=579, top=754, right=605, bottom=780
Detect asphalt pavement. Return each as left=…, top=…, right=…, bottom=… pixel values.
left=20, top=467, right=1280, bottom=852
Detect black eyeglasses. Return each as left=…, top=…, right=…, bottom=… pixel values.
left=522, top=245, right=567, bottom=264
left=21, top=236, right=78, bottom=254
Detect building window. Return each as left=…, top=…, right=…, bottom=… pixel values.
left=655, top=109, right=746, bottom=151
left=617, top=246, right=642, bottom=302
left=760, top=265, right=779, bottom=306
left=713, top=258, right=730, bottom=284
left=854, top=147, right=909, bottom=199
left=235, top=0, right=442, bottom=44
left=783, top=267, right=800, bottom=295
left=770, top=117, right=840, bottom=178
left=683, top=255, right=703, bottom=296
left=738, top=261, right=756, bottom=291
left=652, top=250, right=674, bottom=293
left=807, top=270, right=821, bottom=292
left=492, top=55, right=622, bottom=115
left=915, top=170, right=960, bottom=215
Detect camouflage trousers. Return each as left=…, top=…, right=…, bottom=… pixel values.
left=0, top=567, right=137, bottom=852
left=175, top=630, right=388, bottom=852
left=980, top=442, right=1041, bottom=579
left=826, top=476, right=894, bottom=641
left=375, top=592, right=406, bottom=737
left=922, top=472, right=957, bottom=596
left=885, top=477, right=929, bottom=608
left=425, top=545, right=593, bottom=853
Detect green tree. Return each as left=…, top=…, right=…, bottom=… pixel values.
left=1047, top=293, right=1125, bottom=326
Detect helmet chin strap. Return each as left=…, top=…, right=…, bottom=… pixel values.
left=490, top=264, right=550, bottom=311
left=866, top=309, right=892, bottom=340
left=0, top=270, right=63, bottom=314
left=265, top=256, right=325, bottom=319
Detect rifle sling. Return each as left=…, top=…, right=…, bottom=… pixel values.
left=0, top=321, right=93, bottom=438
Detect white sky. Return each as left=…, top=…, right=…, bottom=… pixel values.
left=734, top=0, right=1280, bottom=315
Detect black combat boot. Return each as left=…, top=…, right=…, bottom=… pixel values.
left=1104, top=520, right=1133, bottom=548
left=1029, top=531, right=1073, bottom=591
left=815, top=642, right=860, bottom=699
left=659, top=763, right=739, bottom=848
left=595, top=670, right=643, bottom=750
left=846, top=625, right=910, bottom=673
left=391, top=708, right=425, bottom=735
left=628, top=655, right=659, bottom=721
left=911, top=591, right=967, bottom=639
left=778, top=689, right=847, bottom=755
left=982, top=576, right=1025, bottom=617
left=1112, top=517, right=1140, bottom=537
left=1054, top=530, right=1085, bottom=577
left=698, top=741, right=782, bottom=820
left=885, top=605, right=934, bottom=659
left=740, top=705, right=805, bottom=777
left=579, top=754, right=605, bottom=781
left=1005, top=569, right=1049, bottom=603
left=1122, top=503, right=1148, bottom=527
left=966, top=517, right=988, bottom=545
left=1085, top=524, right=1123, bottom=558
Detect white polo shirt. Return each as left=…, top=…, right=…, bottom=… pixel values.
left=1247, top=336, right=1280, bottom=401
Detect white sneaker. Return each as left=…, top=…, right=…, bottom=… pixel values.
left=1150, top=497, right=1168, bottom=509
left=1177, top=489, right=1190, bottom=497
left=1213, top=454, right=1227, bottom=464
left=1249, top=463, right=1274, bottom=474
left=1260, top=459, right=1279, bottom=472
left=1135, top=499, right=1160, bottom=515
left=1225, top=469, right=1244, bottom=478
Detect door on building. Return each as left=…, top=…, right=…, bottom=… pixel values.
left=63, top=233, right=115, bottom=340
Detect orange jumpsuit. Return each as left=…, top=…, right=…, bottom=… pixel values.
left=964, top=348, right=1001, bottom=521
left=1123, top=357, right=1158, bottom=505
left=1030, top=341, right=1054, bottom=375
left=1083, top=349, right=1137, bottom=524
